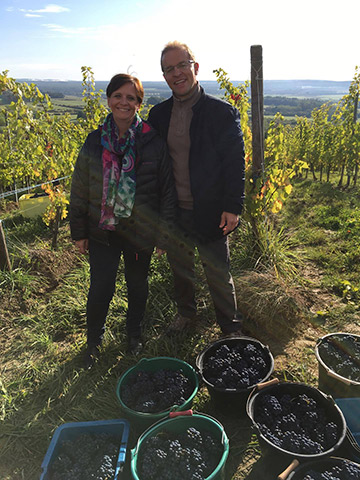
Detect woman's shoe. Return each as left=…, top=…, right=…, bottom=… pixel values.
left=83, top=345, right=100, bottom=369
left=128, top=337, right=143, bottom=355
left=166, top=313, right=196, bottom=335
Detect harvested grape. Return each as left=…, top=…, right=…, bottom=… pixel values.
left=48, top=432, right=118, bottom=480
left=202, top=341, right=270, bottom=389
left=138, top=427, right=223, bottom=480
left=121, top=368, right=194, bottom=413
left=318, top=334, right=360, bottom=382
left=254, top=392, right=341, bottom=455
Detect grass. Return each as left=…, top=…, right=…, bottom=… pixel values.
left=0, top=177, right=360, bottom=479
left=279, top=178, right=360, bottom=295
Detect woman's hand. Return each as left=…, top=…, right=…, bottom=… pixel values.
left=75, top=239, right=89, bottom=255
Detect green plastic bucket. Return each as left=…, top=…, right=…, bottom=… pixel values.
left=131, top=411, right=229, bottom=480
left=116, top=357, right=199, bottom=429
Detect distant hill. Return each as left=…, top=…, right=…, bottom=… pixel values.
left=15, top=79, right=351, bottom=99
left=262, top=80, right=350, bottom=97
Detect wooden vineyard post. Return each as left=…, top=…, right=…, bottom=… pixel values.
left=251, top=45, right=264, bottom=178
left=0, top=220, right=11, bottom=271
left=352, top=88, right=359, bottom=185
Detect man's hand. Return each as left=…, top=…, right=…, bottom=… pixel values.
left=219, top=211, right=239, bottom=235
left=75, top=239, right=89, bottom=255
left=156, top=247, right=166, bottom=258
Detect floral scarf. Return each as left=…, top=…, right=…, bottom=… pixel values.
left=99, top=112, right=142, bottom=230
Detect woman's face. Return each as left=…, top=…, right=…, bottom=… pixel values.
left=107, top=82, right=140, bottom=127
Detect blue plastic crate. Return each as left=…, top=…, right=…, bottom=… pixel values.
left=335, top=398, right=360, bottom=447
left=40, top=419, right=130, bottom=480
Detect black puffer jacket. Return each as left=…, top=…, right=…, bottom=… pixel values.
left=148, top=87, right=245, bottom=242
left=69, top=122, right=176, bottom=250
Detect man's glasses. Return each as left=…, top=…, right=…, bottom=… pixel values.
left=163, top=60, right=195, bottom=76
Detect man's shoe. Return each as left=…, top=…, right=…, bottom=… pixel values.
left=221, top=319, right=244, bottom=336
left=83, top=345, right=100, bottom=369
left=225, top=329, right=244, bottom=337
left=128, top=337, right=143, bottom=355
left=166, top=314, right=195, bottom=335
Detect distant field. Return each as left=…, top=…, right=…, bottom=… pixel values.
left=39, top=81, right=356, bottom=123
left=52, top=96, right=85, bottom=107
left=51, top=95, right=106, bottom=112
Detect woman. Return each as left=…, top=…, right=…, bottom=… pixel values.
left=70, top=73, right=175, bottom=368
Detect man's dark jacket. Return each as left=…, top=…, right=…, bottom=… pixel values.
left=148, top=87, right=245, bottom=241
left=69, top=122, right=176, bottom=250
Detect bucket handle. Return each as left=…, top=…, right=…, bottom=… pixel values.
left=277, top=459, right=299, bottom=480
left=169, top=409, right=193, bottom=418
left=131, top=410, right=226, bottom=457
left=325, top=368, right=353, bottom=385
left=132, top=410, right=194, bottom=456
left=256, top=377, right=280, bottom=390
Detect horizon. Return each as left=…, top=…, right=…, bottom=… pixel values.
left=12, top=77, right=353, bottom=84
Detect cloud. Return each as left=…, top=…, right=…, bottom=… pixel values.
left=20, top=4, right=70, bottom=14
left=25, top=14, right=43, bottom=18
left=42, top=23, right=99, bottom=37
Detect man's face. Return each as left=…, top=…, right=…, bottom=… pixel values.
left=162, top=48, right=199, bottom=98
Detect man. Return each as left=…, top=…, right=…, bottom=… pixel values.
left=148, top=41, right=245, bottom=335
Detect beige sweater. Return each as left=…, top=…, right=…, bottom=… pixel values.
left=167, top=83, right=201, bottom=210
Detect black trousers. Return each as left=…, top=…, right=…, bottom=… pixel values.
left=167, top=208, right=237, bottom=332
left=86, top=236, right=152, bottom=347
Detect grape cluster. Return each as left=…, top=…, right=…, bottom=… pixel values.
left=47, top=432, right=118, bottom=480
left=255, top=392, right=341, bottom=455
left=202, top=341, right=270, bottom=389
left=121, top=369, right=194, bottom=413
left=318, top=334, right=360, bottom=382
left=302, top=459, right=360, bottom=479
left=138, top=427, right=223, bottom=480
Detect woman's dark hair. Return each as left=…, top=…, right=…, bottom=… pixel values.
left=106, top=74, right=144, bottom=104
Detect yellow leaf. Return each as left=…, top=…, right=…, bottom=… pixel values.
left=271, top=199, right=283, bottom=213
left=284, top=184, right=293, bottom=195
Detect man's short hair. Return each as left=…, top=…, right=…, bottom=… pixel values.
left=106, top=73, right=144, bottom=104
left=161, top=41, right=196, bottom=70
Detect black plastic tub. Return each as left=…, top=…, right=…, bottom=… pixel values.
left=246, top=381, right=347, bottom=462
left=280, top=456, right=360, bottom=480
left=196, top=336, right=274, bottom=415
left=315, top=332, right=360, bottom=398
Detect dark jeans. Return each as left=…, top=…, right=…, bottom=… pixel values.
left=167, top=208, right=237, bottom=332
left=86, top=236, right=152, bottom=347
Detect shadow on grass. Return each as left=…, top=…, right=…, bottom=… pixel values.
left=1, top=321, right=155, bottom=479
left=1, top=277, right=299, bottom=480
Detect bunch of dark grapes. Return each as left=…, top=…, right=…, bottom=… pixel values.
left=121, top=368, right=194, bottom=413
left=138, top=427, right=223, bottom=480
left=202, top=341, right=270, bottom=389
left=255, top=392, right=341, bottom=455
left=48, top=432, right=118, bottom=480
left=318, top=334, right=360, bottom=382
left=302, top=459, right=360, bottom=479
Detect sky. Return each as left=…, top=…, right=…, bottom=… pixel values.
left=1, top=0, right=359, bottom=83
